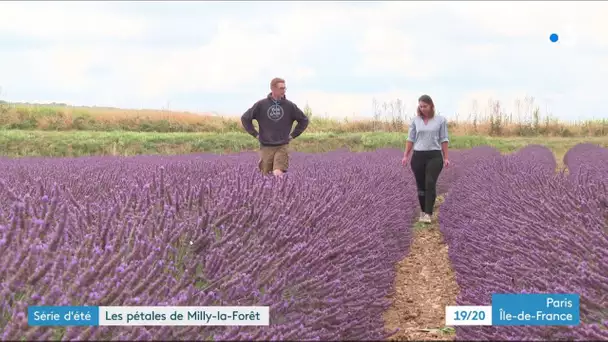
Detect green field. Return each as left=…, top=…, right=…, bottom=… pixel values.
left=1, top=130, right=606, bottom=162
left=1, top=101, right=607, bottom=162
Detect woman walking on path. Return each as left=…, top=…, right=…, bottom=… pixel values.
left=402, top=95, right=450, bottom=223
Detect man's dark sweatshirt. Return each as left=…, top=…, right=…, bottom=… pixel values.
left=241, top=93, right=309, bottom=146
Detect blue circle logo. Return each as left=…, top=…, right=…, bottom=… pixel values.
left=550, top=33, right=559, bottom=43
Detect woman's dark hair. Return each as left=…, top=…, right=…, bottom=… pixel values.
left=417, top=94, right=435, bottom=118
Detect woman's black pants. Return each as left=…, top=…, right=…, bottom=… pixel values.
left=410, top=150, right=444, bottom=215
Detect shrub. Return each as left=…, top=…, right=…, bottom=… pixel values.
left=0, top=150, right=421, bottom=340
left=440, top=147, right=608, bottom=341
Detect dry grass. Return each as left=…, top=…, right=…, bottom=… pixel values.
left=1, top=97, right=606, bottom=137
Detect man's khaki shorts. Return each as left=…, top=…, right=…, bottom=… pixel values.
left=258, top=144, right=289, bottom=174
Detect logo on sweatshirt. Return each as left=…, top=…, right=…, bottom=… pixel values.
left=267, top=104, right=284, bottom=121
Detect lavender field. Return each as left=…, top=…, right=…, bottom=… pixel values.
left=441, top=144, right=608, bottom=341
left=0, top=143, right=606, bottom=341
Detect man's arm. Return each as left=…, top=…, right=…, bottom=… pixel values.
left=289, top=102, right=309, bottom=139
left=241, top=102, right=260, bottom=138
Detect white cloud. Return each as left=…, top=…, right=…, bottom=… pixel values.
left=448, top=1, right=608, bottom=48
left=292, top=89, right=423, bottom=120
left=0, top=1, right=607, bottom=121
left=0, top=2, right=145, bottom=40
left=42, top=4, right=342, bottom=98
left=353, top=27, right=440, bottom=80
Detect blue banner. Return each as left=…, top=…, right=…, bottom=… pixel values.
left=27, top=305, right=271, bottom=327
left=491, top=294, right=580, bottom=326
left=28, top=306, right=99, bottom=326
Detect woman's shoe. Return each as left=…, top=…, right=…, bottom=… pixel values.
left=418, top=212, right=426, bottom=222
left=421, top=213, right=432, bottom=223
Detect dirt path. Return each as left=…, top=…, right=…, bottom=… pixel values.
left=383, top=196, right=460, bottom=341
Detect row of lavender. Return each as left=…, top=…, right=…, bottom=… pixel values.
left=0, top=147, right=496, bottom=341
left=0, top=146, right=505, bottom=341
left=440, top=143, right=608, bottom=341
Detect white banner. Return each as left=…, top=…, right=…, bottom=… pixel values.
left=445, top=305, right=492, bottom=326
left=99, top=306, right=270, bottom=326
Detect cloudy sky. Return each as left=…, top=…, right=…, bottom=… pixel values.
left=1, top=1, right=606, bottom=122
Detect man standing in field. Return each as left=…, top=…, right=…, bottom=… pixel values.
left=241, top=77, right=309, bottom=176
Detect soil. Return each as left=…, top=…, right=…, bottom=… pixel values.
left=383, top=196, right=460, bottom=341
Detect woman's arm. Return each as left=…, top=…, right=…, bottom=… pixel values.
left=404, top=119, right=416, bottom=158
left=439, top=117, right=450, bottom=162
left=405, top=141, right=413, bottom=157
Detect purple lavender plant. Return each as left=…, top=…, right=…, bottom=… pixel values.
left=440, top=146, right=608, bottom=341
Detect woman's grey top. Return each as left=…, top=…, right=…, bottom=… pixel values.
left=407, top=115, right=449, bottom=151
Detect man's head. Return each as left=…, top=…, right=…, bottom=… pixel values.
left=417, top=94, right=435, bottom=118
left=270, top=77, right=286, bottom=99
